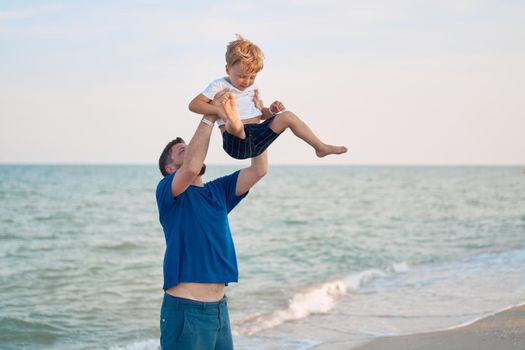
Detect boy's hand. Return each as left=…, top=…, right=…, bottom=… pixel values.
left=269, top=100, right=286, bottom=114
left=253, top=89, right=264, bottom=111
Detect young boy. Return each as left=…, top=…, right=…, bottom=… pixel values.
left=189, top=34, right=347, bottom=160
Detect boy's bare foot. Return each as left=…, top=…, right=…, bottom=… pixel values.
left=316, top=144, right=348, bottom=157
left=221, top=92, right=238, bottom=120
left=211, top=89, right=230, bottom=123
left=221, top=92, right=245, bottom=139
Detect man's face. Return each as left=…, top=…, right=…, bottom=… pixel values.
left=165, top=141, right=206, bottom=176
left=167, top=142, right=186, bottom=173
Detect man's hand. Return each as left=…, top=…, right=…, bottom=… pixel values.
left=269, top=100, right=286, bottom=114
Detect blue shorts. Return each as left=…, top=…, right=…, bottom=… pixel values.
left=160, top=293, right=233, bottom=350
left=222, top=117, right=280, bottom=159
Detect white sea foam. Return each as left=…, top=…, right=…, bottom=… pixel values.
left=109, top=339, right=159, bottom=350
left=343, top=269, right=386, bottom=290
left=391, top=262, right=410, bottom=273
left=236, top=264, right=406, bottom=335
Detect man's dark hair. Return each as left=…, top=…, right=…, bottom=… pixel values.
left=159, top=137, right=185, bottom=176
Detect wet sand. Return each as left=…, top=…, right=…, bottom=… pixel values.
left=314, top=304, right=525, bottom=350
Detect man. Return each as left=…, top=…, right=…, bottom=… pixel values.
left=156, top=91, right=267, bottom=349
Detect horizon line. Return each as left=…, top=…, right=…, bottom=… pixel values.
left=1, top=162, right=524, bottom=167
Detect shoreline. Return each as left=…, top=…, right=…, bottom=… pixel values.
left=313, top=304, right=525, bottom=350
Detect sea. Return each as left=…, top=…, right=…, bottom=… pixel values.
left=1, top=165, right=524, bottom=350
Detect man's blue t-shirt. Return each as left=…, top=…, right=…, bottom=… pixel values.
left=156, top=171, right=247, bottom=290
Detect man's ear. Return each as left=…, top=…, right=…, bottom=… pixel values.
left=225, top=65, right=230, bottom=74
left=165, top=163, right=176, bottom=175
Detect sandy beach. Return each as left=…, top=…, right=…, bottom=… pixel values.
left=313, top=304, right=525, bottom=350
left=357, top=306, right=525, bottom=350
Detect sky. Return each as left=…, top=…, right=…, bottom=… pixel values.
left=0, top=0, right=524, bottom=165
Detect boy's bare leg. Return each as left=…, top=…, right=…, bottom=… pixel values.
left=269, top=111, right=347, bottom=157
left=220, top=92, right=246, bottom=139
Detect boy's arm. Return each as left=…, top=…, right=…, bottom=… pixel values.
left=189, top=94, right=224, bottom=117
left=253, top=89, right=271, bottom=120
left=260, top=103, right=285, bottom=120
left=253, top=90, right=285, bottom=120
left=259, top=107, right=274, bottom=120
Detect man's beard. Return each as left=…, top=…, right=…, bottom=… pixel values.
left=199, top=164, right=206, bottom=176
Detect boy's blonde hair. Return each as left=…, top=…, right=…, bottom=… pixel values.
left=225, top=34, right=264, bottom=73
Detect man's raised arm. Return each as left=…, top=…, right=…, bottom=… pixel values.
left=170, top=115, right=218, bottom=197
left=236, top=150, right=268, bottom=196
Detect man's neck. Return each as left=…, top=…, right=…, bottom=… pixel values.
left=192, top=176, right=204, bottom=187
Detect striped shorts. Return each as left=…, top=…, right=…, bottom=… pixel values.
left=222, top=117, right=280, bottom=160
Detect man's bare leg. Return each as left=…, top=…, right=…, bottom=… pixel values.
left=269, top=111, right=347, bottom=157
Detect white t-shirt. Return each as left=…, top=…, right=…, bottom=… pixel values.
left=201, top=77, right=262, bottom=126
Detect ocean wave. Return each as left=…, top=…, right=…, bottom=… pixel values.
left=0, top=317, right=62, bottom=343
left=235, top=263, right=409, bottom=335
left=96, top=241, right=142, bottom=252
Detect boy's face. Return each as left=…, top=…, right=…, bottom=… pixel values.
left=225, top=64, right=257, bottom=91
